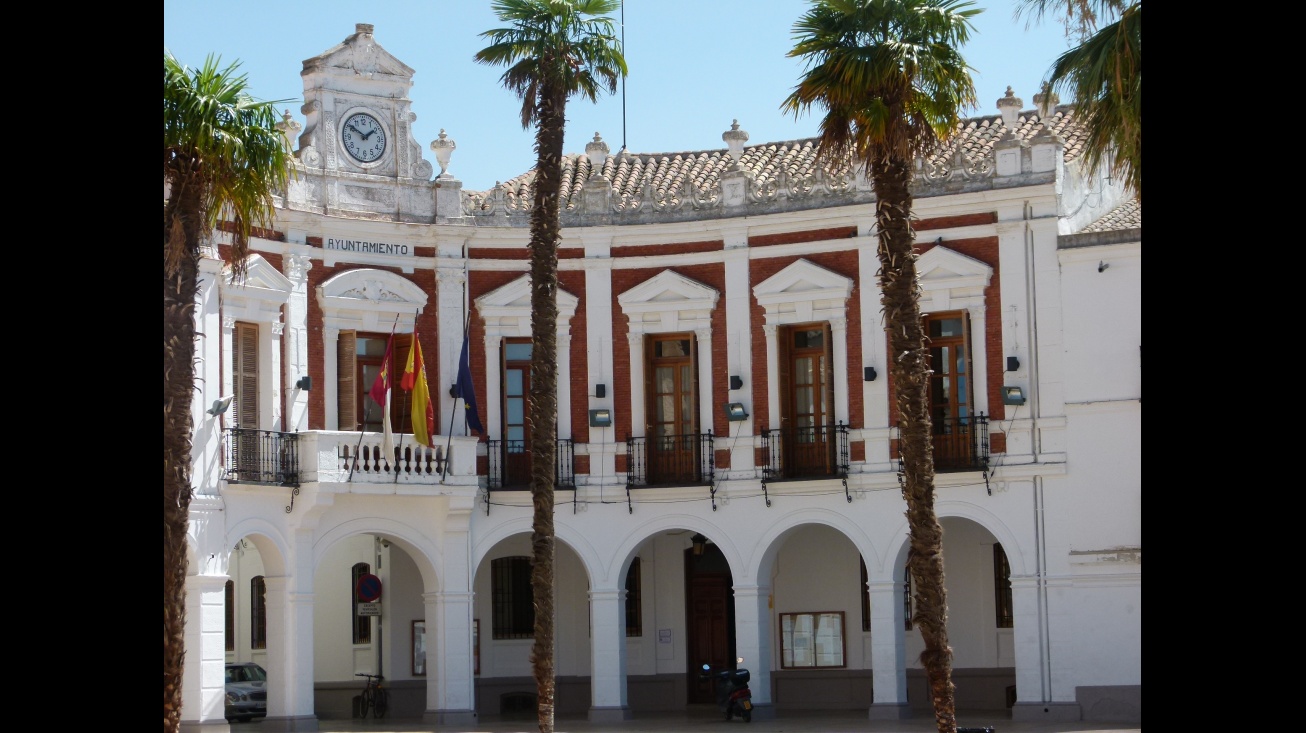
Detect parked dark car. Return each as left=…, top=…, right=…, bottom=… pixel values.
left=225, top=662, right=268, bottom=723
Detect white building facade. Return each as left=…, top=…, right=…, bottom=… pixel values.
left=179, top=23, right=1141, bottom=733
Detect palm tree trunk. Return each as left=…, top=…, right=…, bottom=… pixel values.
left=163, top=182, right=203, bottom=733
left=871, top=152, right=958, bottom=733
left=528, top=83, right=566, bottom=733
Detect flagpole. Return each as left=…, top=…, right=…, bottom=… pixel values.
left=398, top=307, right=425, bottom=484
left=347, top=407, right=367, bottom=483
left=442, top=308, right=471, bottom=483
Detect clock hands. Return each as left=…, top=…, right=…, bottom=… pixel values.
left=347, top=123, right=365, bottom=138
left=361, top=128, right=378, bottom=140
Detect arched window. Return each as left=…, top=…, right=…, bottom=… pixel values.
left=492, top=556, right=534, bottom=639
left=625, top=558, right=642, bottom=637
left=993, top=544, right=1013, bottom=628
left=225, top=580, right=235, bottom=652
left=352, top=563, right=372, bottom=644
left=250, top=576, right=267, bottom=650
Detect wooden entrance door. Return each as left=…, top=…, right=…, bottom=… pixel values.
left=685, top=542, right=734, bottom=704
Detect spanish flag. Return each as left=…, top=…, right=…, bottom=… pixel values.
left=401, top=328, right=436, bottom=448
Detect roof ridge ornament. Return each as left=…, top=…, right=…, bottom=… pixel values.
left=586, top=132, right=610, bottom=180
left=722, top=119, right=749, bottom=170
left=997, top=86, right=1023, bottom=134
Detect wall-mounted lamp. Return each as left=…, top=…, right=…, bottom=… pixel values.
left=729, top=375, right=743, bottom=390
left=1002, top=386, right=1027, bottom=406
left=595, top=383, right=606, bottom=399
left=207, top=395, right=234, bottom=416
left=690, top=533, right=708, bottom=556
left=863, top=366, right=877, bottom=382
left=725, top=402, right=749, bottom=421
left=449, top=384, right=458, bottom=398
left=296, top=375, right=312, bottom=391
left=1098, top=260, right=1109, bottom=273
left=589, top=408, right=612, bottom=428
left=1006, top=357, right=1020, bottom=372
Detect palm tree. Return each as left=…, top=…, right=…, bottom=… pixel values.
left=1016, top=0, right=1140, bottom=201
left=783, top=1, right=979, bottom=731
left=474, top=2, right=625, bottom=730
left=163, top=51, right=290, bottom=733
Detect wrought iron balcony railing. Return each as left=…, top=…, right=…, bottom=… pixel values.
left=224, top=428, right=300, bottom=486
left=931, top=414, right=989, bottom=473
left=761, top=423, right=850, bottom=481
left=486, top=439, right=576, bottom=490
left=625, top=433, right=715, bottom=487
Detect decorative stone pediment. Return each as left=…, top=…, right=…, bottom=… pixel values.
left=301, top=23, right=415, bottom=96
left=221, top=255, right=292, bottom=324
left=917, top=246, right=992, bottom=312
left=618, top=270, right=719, bottom=334
left=475, top=275, right=579, bottom=338
left=316, top=268, right=427, bottom=332
left=752, top=259, right=853, bottom=325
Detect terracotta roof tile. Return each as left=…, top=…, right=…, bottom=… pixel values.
left=1082, top=199, right=1141, bottom=233
left=467, top=105, right=1091, bottom=214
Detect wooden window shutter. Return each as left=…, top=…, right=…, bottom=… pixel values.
left=234, top=323, right=259, bottom=429
left=777, top=327, right=792, bottom=424
left=689, top=334, right=700, bottom=434
left=643, top=334, right=655, bottom=436
left=822, top=321, right=833, bottom=426
left=338, top=330, right=357, bottom=431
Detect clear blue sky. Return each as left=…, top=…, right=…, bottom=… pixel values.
left=163, top=0, right=1073, bottom=193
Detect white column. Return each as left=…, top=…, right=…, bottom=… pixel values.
left=830, top=315, right=850, bottom=425
left=857, top=225, right=888, bottom=424
left=695, top=328, right=714, bottom=435
left=262, top=576, right=290, bottom=719
left=282, top=529, right=318, bottom=726
left=180, top=574, right=229, bottom=730
left=428, top=590, right=477, bottom=725
left=968, top=303, right=990, bottom=418
left=763, top=324, right=780, bottom=431
left=723, top=243, right=753, bottom=473
left=583, top=256, right=615, bottom=475
left=1011, top=575, right=1042, bottom=705
left=437, top=267, right=468, bottom=428
left=193, top=254, right=225, bottom=498
left=557, top=320, right=574, bottom=440
left=430, top=511, right=477, bottom=725
left=731, top=584, right=774, bottom=719
left=323, top=327, right=340, bottom=431
left=283, top=252, right=313, bottom=433
left=627, top=332, right=645, bottom=437
left=867, top=579, right=910, bottom=718
left=483, top=334, right=503, bottom=438
left=267, top=321, right=284, bottom=432
left=588, top=588, right=631, bottom=722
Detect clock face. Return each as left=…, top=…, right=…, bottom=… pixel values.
left=341, top=112, right=387, bottom=163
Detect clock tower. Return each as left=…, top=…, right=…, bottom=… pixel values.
left=287, top=23, right=437, bottom=222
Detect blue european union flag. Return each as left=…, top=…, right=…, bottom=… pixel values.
left=456, top=328, right=485, bottom=434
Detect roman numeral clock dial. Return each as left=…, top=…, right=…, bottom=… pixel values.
left=341, top=112, right=387, bottom=163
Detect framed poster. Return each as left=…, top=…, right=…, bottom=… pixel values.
left=412, top=620, right=427, bottom=676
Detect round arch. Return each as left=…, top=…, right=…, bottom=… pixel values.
left=879, top=499, right=1029, bottom=578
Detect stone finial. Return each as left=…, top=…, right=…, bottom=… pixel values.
left=997, top=86, right=1023, bottom=128
left=356, top=23, right=374, bottom=35
left=722, top=119, right=749, bottom=167
left=430, top=129, right=456, bottom=177
left=275, top=110, right=301, bottom=150
left=585, top=132, right=610, bottom=179
left=1033, top=82, right=1060, bottom=120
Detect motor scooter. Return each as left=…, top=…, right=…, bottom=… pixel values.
left=699, top=661, right=752, bottom=722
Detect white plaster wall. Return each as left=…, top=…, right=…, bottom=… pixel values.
left=313, top=535, right=380, bottom=680
left=770, top=525, right=867, bottom=669
left=471, top=534, right=592, bottom=678
left=1059, top=244, right=1141, bottom=404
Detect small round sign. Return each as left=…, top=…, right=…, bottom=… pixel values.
left=356, top=573, right=382, bottom=602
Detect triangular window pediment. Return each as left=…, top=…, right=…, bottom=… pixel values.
left=917, top=246, right=992, bottom=292
left=618, top=270, right=719, bottom=314
left=752, top=259, right=853, bottom=307
left=224, top=255, right=293, bottom=295
left=475, top=275, right=579, bottom=320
